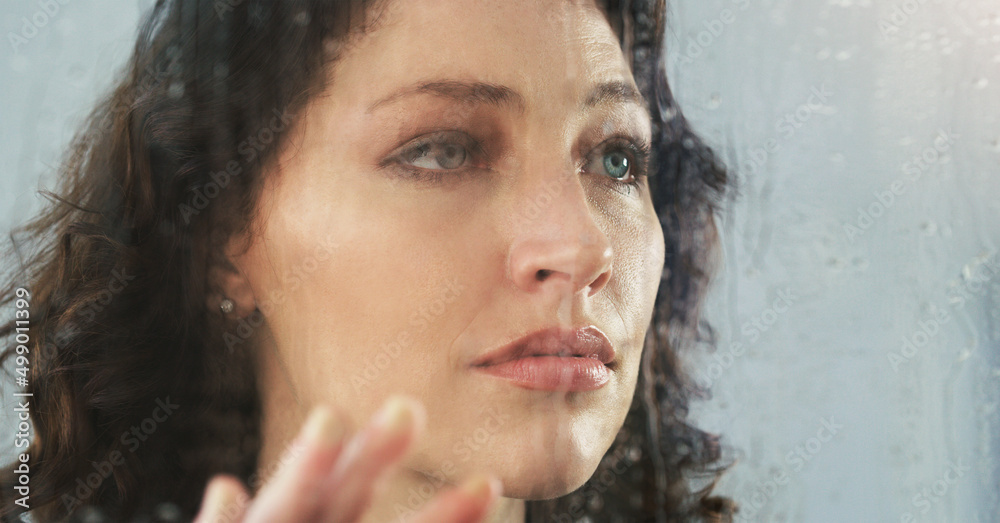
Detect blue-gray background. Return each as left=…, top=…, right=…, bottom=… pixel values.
left=1, top=1, right=997, bottom=521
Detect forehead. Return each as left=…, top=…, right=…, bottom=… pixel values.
left=328, top=0, right=632, bottom=109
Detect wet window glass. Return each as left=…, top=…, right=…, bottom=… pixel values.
left=1, top=1, right=996, bottom=522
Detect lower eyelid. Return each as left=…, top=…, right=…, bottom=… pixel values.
left=390, top=165, right=454, bottom=186
left=387, top=133, right=649, bottom=183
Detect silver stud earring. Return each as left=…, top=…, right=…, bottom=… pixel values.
left=220, top=298, right=235, bottom=314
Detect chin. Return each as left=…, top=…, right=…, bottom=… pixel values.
left=476, top=419, right=611, bottom=500
left=505, top=464, right=600, bottom=500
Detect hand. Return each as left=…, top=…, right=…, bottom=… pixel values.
left=194, top=396, right=502, bottom=523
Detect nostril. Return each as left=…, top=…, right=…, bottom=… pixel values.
left=535, top=269, right=552, bottom=281
left=588, top=269, right=611, bottom=297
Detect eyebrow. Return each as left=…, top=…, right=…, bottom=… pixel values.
left=584, top=80, right=646, bottom=110
left=366, top=79, right=647, bottom=115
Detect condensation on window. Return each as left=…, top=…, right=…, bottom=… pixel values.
left=668, top=0, right=1000, bottom=521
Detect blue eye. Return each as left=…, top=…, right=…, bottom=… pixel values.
left=584, top=136, right=651, bottom=188
left=602, top=151, right=631, bottom=179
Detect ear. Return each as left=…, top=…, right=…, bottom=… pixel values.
left=207, top=235, right=257, bottom=318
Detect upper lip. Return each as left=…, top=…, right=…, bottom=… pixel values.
left=470, top=325, right=616, bottom=367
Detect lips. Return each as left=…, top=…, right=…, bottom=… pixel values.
left=469, top=325, right=616, bottom=368
left=468, top=325, right=616, bottom=391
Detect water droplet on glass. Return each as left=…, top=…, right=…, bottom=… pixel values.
left=168, top=81, right=185, bottom=99
left=660, top=105, right=678, bottom=121
left=707, top=92, right=721, bottom=110
left=154, top=502, right=183, bottom=521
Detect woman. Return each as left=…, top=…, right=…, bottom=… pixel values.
left=0, top=0, right=734, bottom=521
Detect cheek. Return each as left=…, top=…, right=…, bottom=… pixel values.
left=644, top=210, right=666, bottom=303
left=245, top=175, right=487, bottom=407
left=607, top=202, right=665, bottom=321
left=602, top=202, right=664, bottom=383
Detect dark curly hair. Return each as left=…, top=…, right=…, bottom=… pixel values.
left=0, top=0, right=736, bottom=521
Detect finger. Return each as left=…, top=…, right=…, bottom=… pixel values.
left=407, top=474, right=503, bottom=523
left=243, top=406, right=350, bottom=523
left=194, top=475, right=250, bottom=523
left=321, top=395, right=427, bottom=523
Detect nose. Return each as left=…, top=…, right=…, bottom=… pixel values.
left=506, top=171, right=614, bottom=298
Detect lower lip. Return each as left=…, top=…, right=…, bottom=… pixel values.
left=472, top=356, right=611, bottom=391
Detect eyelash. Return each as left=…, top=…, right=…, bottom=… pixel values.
left=385, top=131, right=653, bottom=193
left=588, top=134, right=652, bottom=195
left=380, top=131, right=487, bottom=185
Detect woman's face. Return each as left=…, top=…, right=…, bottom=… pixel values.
left=232, top=0, right=664, bottom=499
